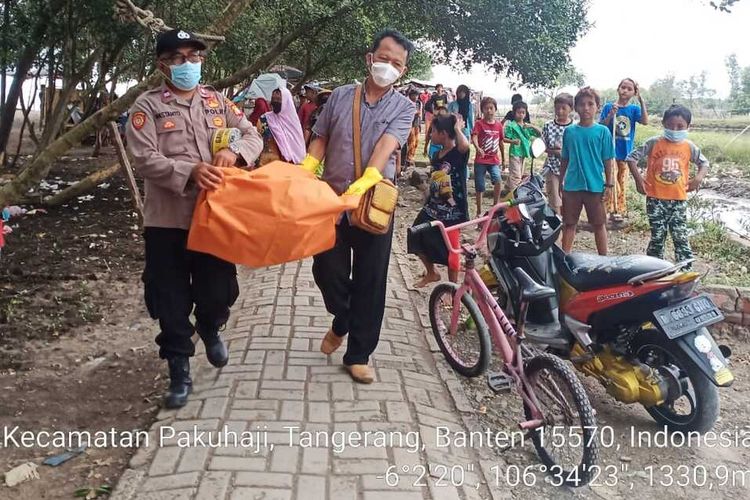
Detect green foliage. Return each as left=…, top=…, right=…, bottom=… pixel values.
left=271, top=0, right=434, bottom=87
left=725, top=54, right=750, bottom=113
left=586, top=72, right=719, bottom=116
left=626, top=175, right=750, bottom=287
left=631, top=124, right=750, bottom=168
left=425, top=0, right=591, bottom=87
left=3, top=0, right=590, bottom=96
left=1, top=0, right=593, bottom=170
left=691, top=221, right=750, bottom=286
left=642, top=75, right=680, bottom=114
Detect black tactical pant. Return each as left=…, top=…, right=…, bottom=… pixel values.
left=312, top=218, right=393, bottom=365
left=143, top=228, right=239, bottom=359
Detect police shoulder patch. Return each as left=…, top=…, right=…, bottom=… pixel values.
left=226, top=100, right=242, bottom=117
left=132, top=111, right=147, bottom=130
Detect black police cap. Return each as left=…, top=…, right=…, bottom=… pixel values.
left=156, top=29, right=207, bottom=56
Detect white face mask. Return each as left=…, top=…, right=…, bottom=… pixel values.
left=369, top=57, right=402, bottom=88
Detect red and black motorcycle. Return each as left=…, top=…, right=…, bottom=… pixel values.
left=482, top=174, right=732, bottom=434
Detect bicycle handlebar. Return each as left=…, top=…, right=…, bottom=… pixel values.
left=410, top=196, right=537, bottom=255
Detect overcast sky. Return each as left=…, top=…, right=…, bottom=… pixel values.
left=429, top=0, right=750, bottom=100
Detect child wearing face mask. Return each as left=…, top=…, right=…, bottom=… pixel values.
left=626, top=105, right=708, bottom=268
left=600, top=77, right=649, bottom=222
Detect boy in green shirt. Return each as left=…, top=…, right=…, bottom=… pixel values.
left=503, top=100, right=541, bottom=193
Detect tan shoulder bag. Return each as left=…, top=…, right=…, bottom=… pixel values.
left=349, top=84, right=399, bottom=235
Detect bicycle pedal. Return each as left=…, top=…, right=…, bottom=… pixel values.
left=487, top=371, right=514, bottom=393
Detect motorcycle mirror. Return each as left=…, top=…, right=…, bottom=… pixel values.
left=530, top=138, right=546, bottom=158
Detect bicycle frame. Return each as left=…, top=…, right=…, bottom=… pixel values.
left=428, top=200, right=546, bottom=430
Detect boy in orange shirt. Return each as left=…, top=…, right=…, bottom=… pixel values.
left=626, top=105, right=709, bottom=268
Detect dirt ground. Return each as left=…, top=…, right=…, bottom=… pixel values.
left=0, top=137, right=748, bottom=498
left=0, top=150, right=164, bottom=499
left=395, top=170, right=750, bottom=499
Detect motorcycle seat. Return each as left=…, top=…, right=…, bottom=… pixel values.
left=513, top=267, right=556, bottom=302
left=557, top=252, right=673, bottom=292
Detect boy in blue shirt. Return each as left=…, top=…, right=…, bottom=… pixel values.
left=599, top=78, right=649, bottom=222
left=559, top=87, right=615, bottom=255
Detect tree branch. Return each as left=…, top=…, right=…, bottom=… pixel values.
left=209, top=0, right=364, bottom=90
left=0, top=72, right=162, bottom=206
left=204, top=0, right=256, bottom=37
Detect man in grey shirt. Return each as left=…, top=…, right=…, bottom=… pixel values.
left=300, top=29, right=415, bottom=384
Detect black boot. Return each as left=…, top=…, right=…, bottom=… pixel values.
left=165, top=356, right=192, bottom=409
left=197, top=327, right=228, bottom=368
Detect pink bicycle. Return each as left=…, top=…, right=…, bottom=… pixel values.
left=409, top=197, right=598, bottom=486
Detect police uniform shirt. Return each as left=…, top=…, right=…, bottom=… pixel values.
left=126, top=83, right=263, bottom=229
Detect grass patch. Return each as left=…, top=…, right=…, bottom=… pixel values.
left=633, top=124, right=750, bottom=176
left=691, top=221, right=750, bottom=286
left=692, top=116, right=750, bottom=130
left=627, top=180, right=750, bottom=286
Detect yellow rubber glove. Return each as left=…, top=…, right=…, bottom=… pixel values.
left=344, top=167, right=383, bottom=195
left=300, top=154, right=321, bottom=174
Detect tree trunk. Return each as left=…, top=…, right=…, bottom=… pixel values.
left=0, top=0, right=314, bottom=204
left=42, top=162, right=120, bottom=207
left=209, top=0, right=362, bottom=90
left=0, top=0, right=64, bottom=157
left=0, top=71, right=162, bottom=206
left=0, top=45, right=36, bottom=161
left=0, top=0, right=9, bottom=110
left=37, top=48, right=101, bottom=151
left=9, top=71, right=39, bottom=169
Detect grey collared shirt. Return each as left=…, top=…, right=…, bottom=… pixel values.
left=313, top=83, right=414, bottom=194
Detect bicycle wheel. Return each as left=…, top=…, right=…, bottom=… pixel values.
left=429, top=283, right=491, bottom=377
left=523, top=354, right=598, bottom=487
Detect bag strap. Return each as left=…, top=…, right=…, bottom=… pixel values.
left=352, top=84, right=363, bottom=179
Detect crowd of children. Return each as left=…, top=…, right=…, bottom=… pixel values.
left=409, top=79, right=710, bottom=285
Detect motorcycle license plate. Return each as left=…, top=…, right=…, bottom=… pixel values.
left=653, top=295, right=724, bottom=339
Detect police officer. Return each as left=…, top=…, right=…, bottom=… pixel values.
left=126, top=29, right=262, bottom=408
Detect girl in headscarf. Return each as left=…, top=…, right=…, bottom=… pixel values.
left=248, top=97, right=270, bottom=127
left=256, top=87, right=306, bottom=167
left=448, top=84, right=475, bottom=139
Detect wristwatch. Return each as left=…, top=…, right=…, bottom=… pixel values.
left=605, top=183, right=614, bottom=187
left=228, top=142, right=241, bottom=155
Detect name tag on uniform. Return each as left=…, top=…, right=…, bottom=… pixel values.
left=156, top=116, right=185, bottom=133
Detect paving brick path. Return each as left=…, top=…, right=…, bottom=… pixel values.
left=111, top=254, right=506, bottom=500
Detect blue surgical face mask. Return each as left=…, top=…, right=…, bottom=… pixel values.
left=664, top=129, right=689, bottom=143
left=169, top=61, right=202, bottom=91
